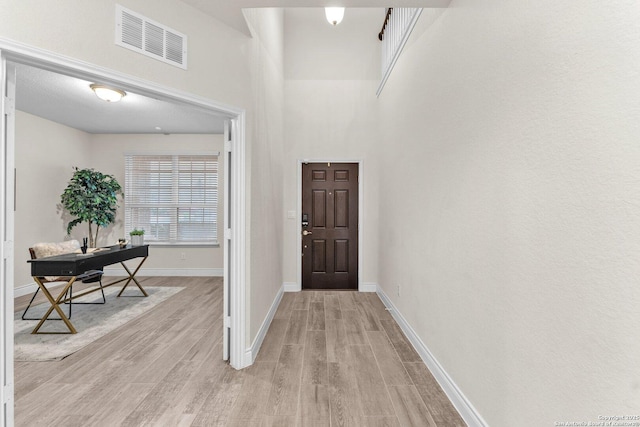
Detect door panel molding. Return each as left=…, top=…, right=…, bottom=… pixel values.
left=296, top=159, right=364, bottom=292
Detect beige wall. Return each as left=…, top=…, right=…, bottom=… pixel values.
left=14, top=111, right=91, bottom=288
left=283, top=8, right=381, bottom=81
left=243, top=8, right=285, bottom=346
left=376, top=1, right=640, bottom=425
left=0, top=0, right=251, bottom=108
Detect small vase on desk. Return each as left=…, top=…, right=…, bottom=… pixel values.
left=131, top=235, right=144, bottom=246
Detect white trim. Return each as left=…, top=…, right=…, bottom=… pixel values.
left=245, top=284, right=284, bottom=365
left=0, top=38, right=241, bottom=116
left=124, top=150, right=220, bottom=156
left=229, top=115, right=247, bottom=369
left=283, top=282, right=299, bottom=292
left=360, top=282, right=377, bottom=293
left=16, top=269, right=224, bottom=298
left=102, top=267, right=224, bottom=277
left=376, top=286, right=489, bottom=427
left=14, top=282, right=38, bottom=299
left=296, top=159, right=364, bottom=292
left=222, top=120, right=231, bottom=363
left=1, top=55, right=16, bottom=425
left=243, top=348, right=253, bottom=368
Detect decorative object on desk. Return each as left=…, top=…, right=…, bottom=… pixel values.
left=81, top=237, right=88, bottom=254
left=60, top=167, right=123, bottom=248
left=118, top=238, right=128, bottom=248
left=129, top=228, right=145, bottom=246
left=14, top=285, right=185, bottom=361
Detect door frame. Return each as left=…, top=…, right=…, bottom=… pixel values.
left=296, top=159, right=364, bottom=292
left=0, top=38, right=249, bottom=423
left=1, top=59, right=16, bottom=425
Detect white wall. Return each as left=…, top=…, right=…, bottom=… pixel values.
left=376, top=1, right=640, bottom=425
left=243, top=8, right=285, bottom=348
left=284, top=8, right=381, bottom=81
left=282, top=8, right=383, bottom=288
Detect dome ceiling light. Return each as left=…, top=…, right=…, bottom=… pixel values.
left=90, top=84, right=126, bottom=102
left=325, top=7, right=345, bottom=26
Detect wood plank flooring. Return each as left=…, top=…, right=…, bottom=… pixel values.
left=14, top=277, right=466, bottom=426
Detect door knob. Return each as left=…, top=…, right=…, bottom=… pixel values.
left=302, top=230, right=313, bottom=236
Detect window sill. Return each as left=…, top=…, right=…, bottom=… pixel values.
left=145, top=242, right=220, bottom=248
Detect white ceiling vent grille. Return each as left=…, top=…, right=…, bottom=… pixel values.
left=115, top=4, right=187, bottom=70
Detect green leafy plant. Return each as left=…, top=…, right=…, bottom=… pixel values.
left=60, top=167, right=122, bottom=248
left=129, top=228, right=145, bottom=236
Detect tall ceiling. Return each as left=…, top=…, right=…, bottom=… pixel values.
left=182, top=0, right=451, bottom=36
left=14, top=2, right=450, bottom=135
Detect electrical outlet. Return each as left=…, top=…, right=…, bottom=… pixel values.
left=180, top=252, right=186, bottom=260
left=397, top=284, right=400, bottom=297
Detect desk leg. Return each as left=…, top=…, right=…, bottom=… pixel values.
left=31, top=277, right=78, bottom=334
left=117, top=256, right=149, bottom=297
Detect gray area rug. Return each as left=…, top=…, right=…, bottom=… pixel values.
left=14, top=286, right=184, bottom=362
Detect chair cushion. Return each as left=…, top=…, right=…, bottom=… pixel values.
left=32, top=240, right=80, bottom=259
left=32, top=240, right=80, bottom=282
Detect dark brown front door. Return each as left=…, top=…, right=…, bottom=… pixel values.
left=302, top=163, right=358, bottom=290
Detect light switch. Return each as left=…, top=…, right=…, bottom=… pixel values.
left=287, top=210, right=296, bottom=219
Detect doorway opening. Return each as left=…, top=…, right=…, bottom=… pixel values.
left=1, top=41, right=248, bottom=424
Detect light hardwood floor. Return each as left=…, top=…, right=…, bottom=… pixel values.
left=14, top=277, right=466, bottom=426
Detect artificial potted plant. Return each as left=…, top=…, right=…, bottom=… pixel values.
left=129, top=228, right=145, bottom=246
left=60, top=167, right=122, bottom=248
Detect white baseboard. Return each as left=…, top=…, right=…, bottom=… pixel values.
left=102, top=267, right=223, bottom=277
left=376, top=286, right=488, bottom=427
left=283, top=282, right=299, bottom=292
left=15, top=282, right=39, bottom=298
left=359, top=282, right=377, bottom=292
left=15, top=268, right=223, bottom=298
left=244, top=284, right=284, bottom=366
left=15, top=279, right=83, bottom=298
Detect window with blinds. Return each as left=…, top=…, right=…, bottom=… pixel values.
left=124, top=154, right=218, bottom=245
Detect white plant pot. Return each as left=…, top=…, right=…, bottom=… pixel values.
left=130, top=235, right=144, bottom=246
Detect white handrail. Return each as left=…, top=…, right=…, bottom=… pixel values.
left=377, top=8, right=422, bottom=97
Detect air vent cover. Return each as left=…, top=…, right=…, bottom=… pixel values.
left=116, top=4, right=187, bottom=69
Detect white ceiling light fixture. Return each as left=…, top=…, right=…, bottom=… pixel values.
left=325, top=7, right=345, bottom=26
left=90, top=84, right=126, bottom=102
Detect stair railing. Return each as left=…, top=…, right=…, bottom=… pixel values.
left=377, top=7, right=423, bottom=96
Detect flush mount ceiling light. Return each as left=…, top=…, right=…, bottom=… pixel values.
left=325, top=7, right=345, bottom=26
left=89, top=84, right=126, bottom=102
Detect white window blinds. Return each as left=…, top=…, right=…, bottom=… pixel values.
left=125, top=154, right=218, bottom=244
